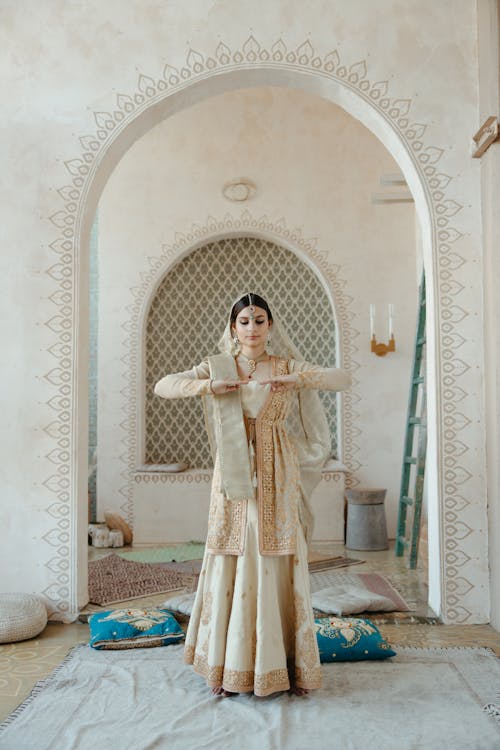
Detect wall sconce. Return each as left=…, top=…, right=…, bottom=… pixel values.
left=370, top=304, right=396, bottom=356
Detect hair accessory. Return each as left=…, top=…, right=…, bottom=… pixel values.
left=247, top=292, right=256, bottom=320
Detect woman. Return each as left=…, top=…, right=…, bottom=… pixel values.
left=154, top=293, right=351, bottom=697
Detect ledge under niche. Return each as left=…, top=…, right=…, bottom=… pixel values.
left=132, top=463, right=347, bottom=542
left=134, top=460, right=347, bottom=479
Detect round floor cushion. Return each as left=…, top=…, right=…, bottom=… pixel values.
left=0, top=593, right=48, bottom=643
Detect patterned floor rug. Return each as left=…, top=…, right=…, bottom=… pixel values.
left=307, top=556, right=363, bottom=572
left=1, top=644, right=498, bottom=749
left=88, top=554, right=197, bottom=605
left=116, top=542, right=205, bottom=563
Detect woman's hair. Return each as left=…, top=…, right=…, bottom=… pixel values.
left=230, top=293, right=273, bottom=325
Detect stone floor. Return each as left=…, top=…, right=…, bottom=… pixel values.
left=1, top=541, right=499, bottom=722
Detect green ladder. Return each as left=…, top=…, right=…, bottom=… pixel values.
left=395, top=273, right=427, bottom=568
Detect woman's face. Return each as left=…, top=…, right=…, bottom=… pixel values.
left=232, top=305, right=272, bottom=347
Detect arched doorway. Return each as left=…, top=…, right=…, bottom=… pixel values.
left=46, top=43, right=481, bottom=624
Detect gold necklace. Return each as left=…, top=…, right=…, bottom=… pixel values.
left=238, top=352, right=269, bottom=377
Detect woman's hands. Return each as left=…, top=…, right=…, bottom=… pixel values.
left=210, top=378, right=250, bottom=395
left=260, top=373, right=299, bottom=392
left=209, top=374, right=299, bottom=395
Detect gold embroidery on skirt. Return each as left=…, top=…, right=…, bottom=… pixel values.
left=200, top=591, right=213, bottom=626
left=192, top=652, right=223, bottom=686
left=293, top=591, right=322, bottom=683
left=192, top=651, right=292, bottom=695
left=253, top=669, right=290, bottom=696
left=295, top=665, right=323, bottom=689
left=251, top=630, right=257, bottom=662
left=297, top=627, right=320, bottom=670
left=184, top=644, right=195, bottom=664
left=294, top=591, right=307, bottom=628
left=222, top=667, right=257, bottom=693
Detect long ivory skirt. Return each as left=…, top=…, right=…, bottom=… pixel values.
left=183, top=494, right=322, bottom=697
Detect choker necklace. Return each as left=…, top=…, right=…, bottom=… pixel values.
left=238, top=352, right=269, bottom=377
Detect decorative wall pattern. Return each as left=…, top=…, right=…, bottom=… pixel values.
left=145, top=236, right=338, bottom=467
left=43, top=36, right=482, bottom=624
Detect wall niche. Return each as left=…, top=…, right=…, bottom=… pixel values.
left=145, top=235, right=339, bottom=468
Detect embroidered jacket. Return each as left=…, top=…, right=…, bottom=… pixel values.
left=155, top=356, right=351, bottom=556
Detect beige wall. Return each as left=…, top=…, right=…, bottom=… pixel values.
left=0, top=0, right=491, bottom=623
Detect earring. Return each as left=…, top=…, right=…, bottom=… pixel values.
left=233, top=335, right=240, bottom=353
left=265, top=333, right=272, bottom=353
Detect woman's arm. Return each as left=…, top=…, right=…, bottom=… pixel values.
left=293, top=360, right=352, bottom=392
left=154, top=360, right=251, bottom=399
left=263, top=360, right=351, bottom=392
left=154, top=361, right=212, bottom=399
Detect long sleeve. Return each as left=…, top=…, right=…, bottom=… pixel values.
left=289, top=359, right=352, bottom=392
left=154, top=359, right=212, bottom=399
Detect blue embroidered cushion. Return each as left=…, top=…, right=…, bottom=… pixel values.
left=89, top=608, right=185, bottom=650
left=315, top=616, right=396, bottom=662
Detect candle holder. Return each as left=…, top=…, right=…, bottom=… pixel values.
left=371, top=334, right=396, bottom=357
left=370, top=303, right=395, bottom=356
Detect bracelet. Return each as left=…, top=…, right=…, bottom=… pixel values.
left=209, top=378, right=215, bottom=395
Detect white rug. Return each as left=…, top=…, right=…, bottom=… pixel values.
left=0, top=644, right=499, bottom=750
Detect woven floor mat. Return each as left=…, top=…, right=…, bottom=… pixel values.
left=88, top=553, right=198, bottom=606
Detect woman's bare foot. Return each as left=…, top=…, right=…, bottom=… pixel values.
left=290, top=685, right=309, bottom=696
left=211, top=686, right=238, bottom=697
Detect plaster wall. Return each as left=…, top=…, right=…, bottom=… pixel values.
left=96, top=87, right=416, bottom=541
left=0, top=0, right=488, bottom=622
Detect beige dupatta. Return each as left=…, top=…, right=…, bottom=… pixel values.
left=206, top=353, right=254, bottom=501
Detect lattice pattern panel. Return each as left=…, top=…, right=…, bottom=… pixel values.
left=145, top=236, right=337, bottom=467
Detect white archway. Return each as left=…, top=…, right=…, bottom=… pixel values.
left=44, top=38, right=484, bottom=624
